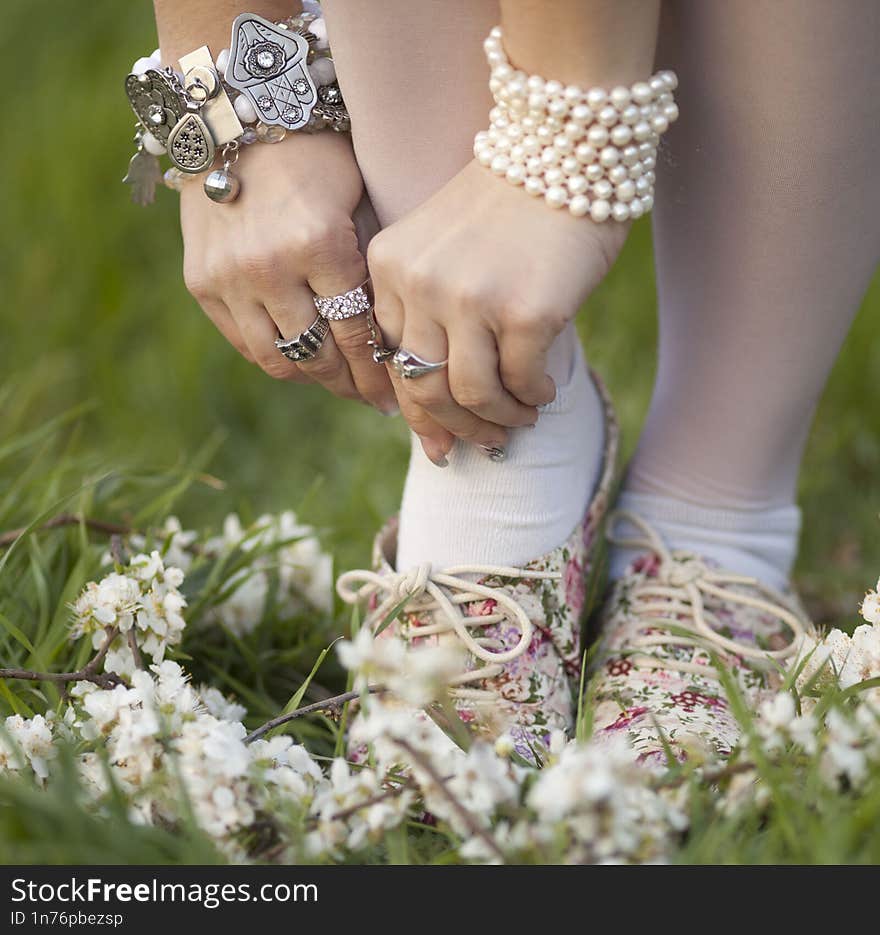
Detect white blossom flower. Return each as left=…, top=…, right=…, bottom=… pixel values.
left=130, top=553, right=187, bottom=663
left=153, top=516, right=198, bottom=572
left=437, top=742, right=522, bottom=831
left=525, top=735, right=686, bottom=863
left=103, top=517, right=198, bottom=572
left=70, top=551, right=187, bottom=675
left=278, top=534, right=334, bottom=614
left=494, top=733, right=515, bottom=758
left=838, top=624, right=880, bottom=692
left=203, top=512, right=334, bottom=631
left=794, top=623, right=880, bottom=700
left=307, top=758, right=412, bottom=857
left=0, top=714, right=56, bottom=782
left=206, top=568, right=269, bottom=636
left=71, top=574, right=141, bottom=639
left=338, top=630, right=464, bottom=707
left=198, top=685, right=247, bottom=723
left=821, top=708, right=869, bottom=788
left=755, top=691, right=819, bottom=755
left=860, top=586, right=880, bottom=625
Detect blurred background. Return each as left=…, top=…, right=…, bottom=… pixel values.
left=2, top=0, right=878, bottom=627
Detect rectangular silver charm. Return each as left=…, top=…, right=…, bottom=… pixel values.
left=179, top=46, right=243, bottom=145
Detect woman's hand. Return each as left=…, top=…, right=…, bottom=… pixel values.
left=368, top=159, right=629, bottom=459
left=180, top=132, right=397, bottom=413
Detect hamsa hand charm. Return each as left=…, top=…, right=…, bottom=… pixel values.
left=122, top=148, right=163, bottom=206
left=225, top=13, right=317, bottom=131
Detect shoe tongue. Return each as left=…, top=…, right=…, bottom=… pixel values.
left=627, top=555, right=799, bottom=661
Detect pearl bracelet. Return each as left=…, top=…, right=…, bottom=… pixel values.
left=123, top=6, right=348, bottom=206
left=474, top=27, right=679, bottom=221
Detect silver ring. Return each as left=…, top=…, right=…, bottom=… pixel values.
left=274, top=315, right=330, bottom=362
left=313, top=279, right=372, bottom=320
left=390, top=348, right=448, bottom=380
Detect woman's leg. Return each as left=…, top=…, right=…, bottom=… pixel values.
left=323, top=0, right=605, bottom=569
left=612, top=0, right=880, bottom=589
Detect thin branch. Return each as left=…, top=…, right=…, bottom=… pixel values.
left=244, top=687, right=383, bottom=744
left=0, top=513, right=130, bottom=548
left=327, top=779, right=415, bottom=824
left=652, top=757, right=758, bottom=792
left=393, top=736, right=506, bottom=862
left=0, top=627, right=124, bottom=691
left=109, top=534, right=127, bottom=566
left=127, top=629, right=145, bottom=670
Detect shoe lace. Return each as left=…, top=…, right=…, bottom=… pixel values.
left=606, top=510, right=806, bottom=678
left=336, top=562, right=560, bottom=701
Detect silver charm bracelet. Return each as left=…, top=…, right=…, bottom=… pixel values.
left=123, top=7, right=349, bottom=207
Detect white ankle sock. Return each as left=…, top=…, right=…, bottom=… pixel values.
left=396, top=328, right=605, bottom=571
left=608, top=490, right=801, bottom=591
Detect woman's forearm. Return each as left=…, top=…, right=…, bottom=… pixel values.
left=499, top=0, right=660, bottom=86
left=152, top=1, right=300, bottom=65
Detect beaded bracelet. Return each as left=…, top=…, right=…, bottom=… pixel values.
left=474, top=27, right=678, bottom=221
left=123, top=7, right=348, bottom=206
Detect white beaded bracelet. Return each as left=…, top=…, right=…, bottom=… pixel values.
left=474, top=27, right=678, bottom=221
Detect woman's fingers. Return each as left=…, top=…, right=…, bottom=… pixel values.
left=252, top=282, right=358, bottom=399
left=303, top=222, right=398, bottom=414
left=195, top=296, right=257, bottom=365
left=496, top=324, right=558, bottom=408
left=391, top=317, right=509, bottom=451
left=372, top=291, right=455, bottom=462
left=310, top=286, right=399, bottom=414
left=447, top=325, right=539, bottom=427
left=235, top=299, right=356, bottom=393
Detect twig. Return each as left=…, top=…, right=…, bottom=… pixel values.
left=327, top=779, right=415, bottom=824
left=244, top=687, right=383, bottom=744
left=0, top=513, right=130, bottom=548
left=109, top=534, right=127, bottom=566
left=1, top=627, right=124, bottom=690
left=127, top=629, right=145, bottom=670
left=652, top=757, right=758, bottom=791
left=393, top=736, right=506, bottom=862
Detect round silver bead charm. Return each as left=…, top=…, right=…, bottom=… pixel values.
left=203, top=168, right=241, bottom=203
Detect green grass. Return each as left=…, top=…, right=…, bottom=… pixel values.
left=1, top=1, right=879, bottom=864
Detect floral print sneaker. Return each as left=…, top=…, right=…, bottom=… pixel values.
left=589, top=511, right=815, bottom=768
left=336, top=370, right=619, bottom=763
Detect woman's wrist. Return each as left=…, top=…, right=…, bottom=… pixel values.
left=153, top=1, right=300, bottom=66
left=499, top=0, right=660, bottom=88
left=127, top=5, right=348, bottom=206
left=474, top=27, right=677, bottom=221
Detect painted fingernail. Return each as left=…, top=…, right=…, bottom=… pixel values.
left=479, top=444, right=507, bottom=462
left=380, top=404, right=400, bottom=417
left=432, top=454, right=449, bottom=468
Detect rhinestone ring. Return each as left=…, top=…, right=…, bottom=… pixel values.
left=274, top=315, right=330, bottom=362
left=313, top=279, right=372, bottom=321
left=390, top=348, right=449, bottom=380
